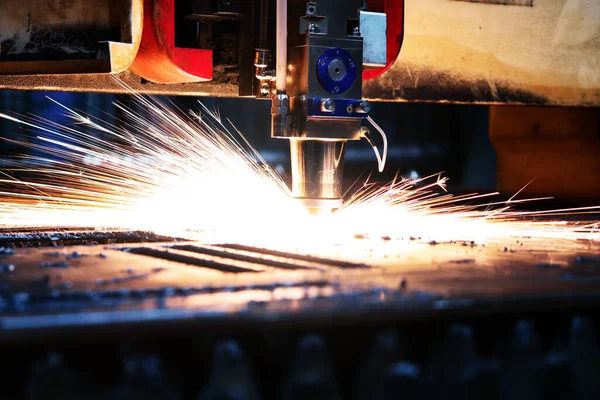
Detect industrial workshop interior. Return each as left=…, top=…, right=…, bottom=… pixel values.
left=0, top=0, right=599, bottom=398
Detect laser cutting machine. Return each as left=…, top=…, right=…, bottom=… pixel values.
left=1, top=0, right=599, bottom=204
left=1, top=1, right=600, bottom=398
left=130, top=0, right=402, bottom=212
left=0, top=0, right=404, bottom=211
left=266, top=0, right=399, bottom=210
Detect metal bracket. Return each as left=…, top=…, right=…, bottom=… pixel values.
left=307, top=98, right=370, bottom=118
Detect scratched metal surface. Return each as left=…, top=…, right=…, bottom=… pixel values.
left=0, top=233, right=598, bottom=337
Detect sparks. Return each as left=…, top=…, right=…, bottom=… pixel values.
left=0, top=93, right=598, bottom=256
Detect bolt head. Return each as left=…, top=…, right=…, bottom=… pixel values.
left=321, top=98, right=336, bottom=113
left=358, top=100, right=371, bottom=113
left=308, top=23, right=317, bottom=33
left=260, top=83, right=270, bottom=96
left=272, top=93, right=290, bottom=109
left=353, top=27, right=360, bottom=36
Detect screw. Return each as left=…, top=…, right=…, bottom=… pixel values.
left=319, top=60, right=326, bottom=66
left=321, top=98, right=336, bottom=113
left=355, top=100, right=371, bottom=113
left=353, top=27, right=360, bottom=36
left=260, top=83, right=270, bottom=97
left=308, top=23, right=317, bottom=33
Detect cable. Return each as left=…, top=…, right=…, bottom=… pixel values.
left=363, top=116, right=388, bottom=172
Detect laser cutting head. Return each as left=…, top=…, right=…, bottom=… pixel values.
left=270, top=0, right=387, bottom=212
left=289, top=140, right=345, bottom=211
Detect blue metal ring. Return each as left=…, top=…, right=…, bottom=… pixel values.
left=316, top=47, right=357, bottom=94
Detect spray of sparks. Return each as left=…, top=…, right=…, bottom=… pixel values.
left=0, top=94, right=598, bottom=255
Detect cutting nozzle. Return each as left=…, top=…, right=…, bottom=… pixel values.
left=289, top=139, right=345, bottom=212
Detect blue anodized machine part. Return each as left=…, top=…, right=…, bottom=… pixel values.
left=311, top=47, right=370, bottom=119
left=316, top=47, right=357, bottom=94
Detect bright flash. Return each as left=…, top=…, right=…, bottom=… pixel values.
left=0, top=94, right=598, bottom=256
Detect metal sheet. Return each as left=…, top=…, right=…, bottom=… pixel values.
left=364, top=0, right=600, bottom=105
left=0, top=230, right=599, bottom=337
left=360, top=11, right=387, bottom=67
left=0, top=0, right=143, bottom=74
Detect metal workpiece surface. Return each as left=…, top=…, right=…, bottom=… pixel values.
left=0, top=230, right=598, bottom=338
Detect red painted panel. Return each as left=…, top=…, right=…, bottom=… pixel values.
left=131, top=0, right=213, bottom=83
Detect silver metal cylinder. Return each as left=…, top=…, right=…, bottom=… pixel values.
left=271, top=93, right=291, bottom=136
left=289, top=139, right=346, bottom=209
left=254, top=49, right=270, bottom=68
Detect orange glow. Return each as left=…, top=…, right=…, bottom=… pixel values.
left=0, top=94, right=598, bottom=258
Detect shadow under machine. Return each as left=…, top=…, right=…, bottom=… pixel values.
left=0, top=0, right=600, bottom=399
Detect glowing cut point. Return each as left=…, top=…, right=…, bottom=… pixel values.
left=0, top=91, right=597, bottom=257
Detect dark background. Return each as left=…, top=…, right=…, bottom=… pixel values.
left=0, top=91, right=496, bottom=192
